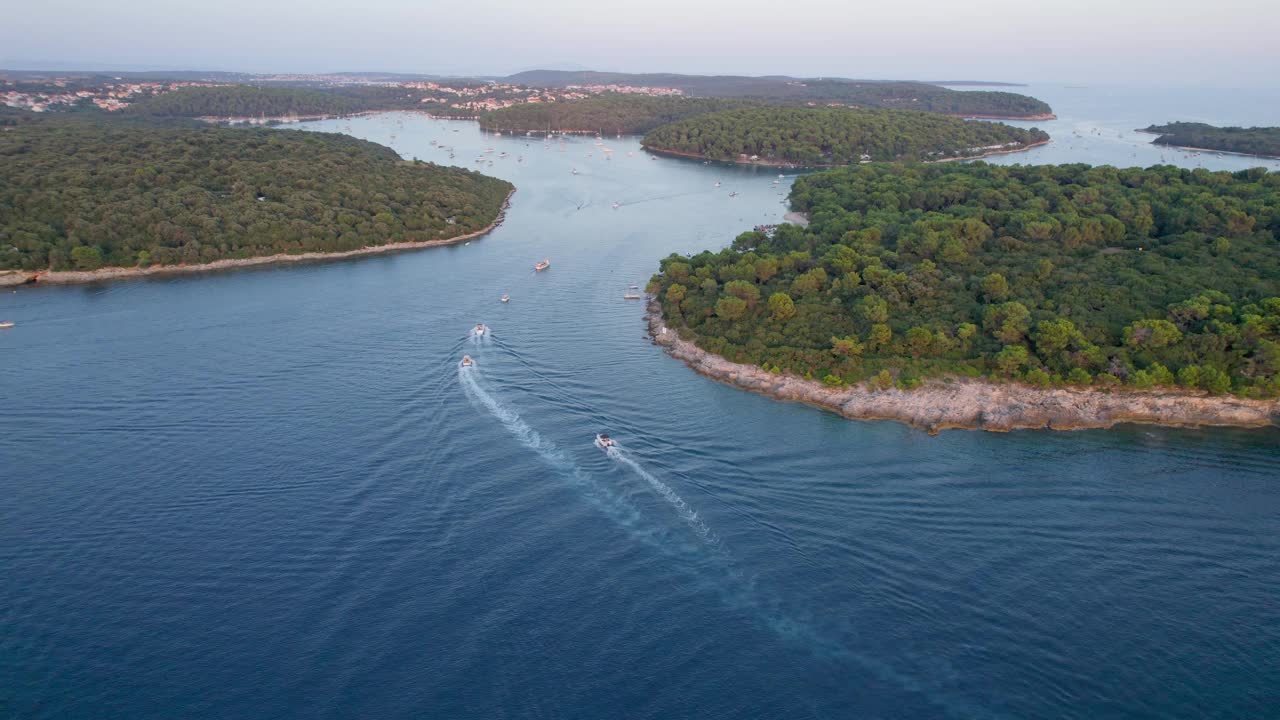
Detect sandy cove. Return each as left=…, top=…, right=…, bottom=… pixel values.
left=641, top=138, right=1051, bottom=169
left=646, top=298, right=1280, bottom=433
left=0, top=190, right=514, bottom=288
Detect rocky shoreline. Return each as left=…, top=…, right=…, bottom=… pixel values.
left=645, top=298, right=1279, bottom=433
left=0, top=189, right=515, bottom=288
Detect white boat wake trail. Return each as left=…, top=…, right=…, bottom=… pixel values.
left=459, top=368, right=988, bottom=717
left=459, top=366, right=563, bottom=461
left=606, top=446, right=714, bottom=542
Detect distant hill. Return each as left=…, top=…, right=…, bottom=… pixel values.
left=502, top=70, right=1052, bottom=119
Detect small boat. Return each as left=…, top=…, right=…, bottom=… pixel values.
left=628, top=284, right=639, bottom=289
left=460, top=355, right=474, bottom=367
left=594, top=433, right=616, bottom=450
left=612, top=202, right=620, bottom=210
left=474, top=323, right=487, bottom=336
left=714, top=181, right=721, bottom=187
left=728, top=191, right=739, bottom=198
left=500, top=294, right=510, bottom=303
left=571, top=168, right=578, bottom=175
left=623, top=293, right=641, bottom=300
left=0, top=321, right=13, bottom=329
left=534, top=258, right=551, bottom=271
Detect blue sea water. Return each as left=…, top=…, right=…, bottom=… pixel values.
left=1, top=86, right=1278, bottom=719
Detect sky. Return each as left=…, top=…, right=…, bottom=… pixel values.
left=4, top=0, right=1278, bottom=85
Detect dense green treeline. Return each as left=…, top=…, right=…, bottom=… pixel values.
left=504, top=71, right=1053, bottom=117
left=642, top=107, right=1049, bottom=165
left=479, top=95, right=750, bottom=135
left=0, top=114, right=513, bottom=271
left=652, top=163, right=1280, bottom=397
left=1144, top=122, right=1280, bottom=159
left=132, top=85, right=360, bottom=117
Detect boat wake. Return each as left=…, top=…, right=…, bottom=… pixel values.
left=457, top=367, right=984, bottom=717
left=605, top=445, right=714, bottom=542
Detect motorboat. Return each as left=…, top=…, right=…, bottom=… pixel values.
left=0, top=321, right=13, bottom=329
left=460, top=355, right=474, bottom=367
left=728, top=191, right=739, bottom=197
left=623, top=292, right=641, bottom=300
left=500, top=294, right=510, bottom=303
left=714, top=181, right=721, bottom=187
left=594, top=433, right=616, bottom=450
left=474, top=323, right=487, bottom=336
left=612, top=202, right=620, bottom=210
left=534, top=258, right=551, bottom=271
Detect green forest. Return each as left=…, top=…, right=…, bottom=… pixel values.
left=642, top=107, right=1049, bottom=165
left=479, top=95, right=749, bottom=135
left=504, top=71, right=1054, bottom=118
left=0, top=113, right=513, bottom=271
left=1144, top=122, right=1280, bottom=159
left=132, top=85, right=361, bottom=117
left=652, top=163, right=1280, bottom=397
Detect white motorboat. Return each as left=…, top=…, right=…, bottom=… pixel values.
left=474, top=323, right=487, bottom=336
left=460, top=355, right=474, bottom=367
left=500, top=294, right=510, bottom=303
left=0, top=321, right=14, bottom=329
left=534, top=258, right=551, bottom=271
left=594, top=433, right=616, bottom=450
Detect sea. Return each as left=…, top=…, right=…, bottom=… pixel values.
left=1, top=82, right=1277, bottom=719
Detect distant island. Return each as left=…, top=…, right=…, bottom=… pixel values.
left=1140, top=122, right=1280, bottom=159
left=647, top=163, right=1280, bottom=430
left=504, top=70, right=1054, bottom=119
left=640, top=107, right=1049, bottom=166
left=2, top=68, right=1054, bottom=124
left=0, top=109, right=513, bottom=283
left=479, top=95, right=749, bottom=135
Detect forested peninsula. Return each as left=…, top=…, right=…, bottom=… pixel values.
left=505, top=70, right=1054, bottom=119
left=1142, top=122, right=1280, bottom=159
left=640, top=107, right=1049, bottom=166
left=479, top=95, right=748, bottom=135
left=0, top=112, right=513, bottom=281
left=649, top=163, right=1280, bottom=429
left=131, top=85, right=362, bottom=118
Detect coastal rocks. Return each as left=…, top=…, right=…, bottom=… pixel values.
left=0, top=272, right=38, bottom=288
left=646, top=298, right=1280, bottom=434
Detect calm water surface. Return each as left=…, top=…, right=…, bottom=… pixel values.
left=2, top=86, right=1278, bottom=719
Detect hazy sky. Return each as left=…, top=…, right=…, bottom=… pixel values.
left=4, top=0, right=1278, bottom=85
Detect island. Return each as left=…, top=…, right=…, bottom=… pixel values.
left=478, top=95, right=748, bottom=136
left=0, top=110, right=514, bottom=284
left=640, top=107, right=1049, bottom=166
left=505, top=70, right=1055, bottom=119
left=1140, top=122, right=1280, bottom=159
left=647, top=163, right=1280, bottom=431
